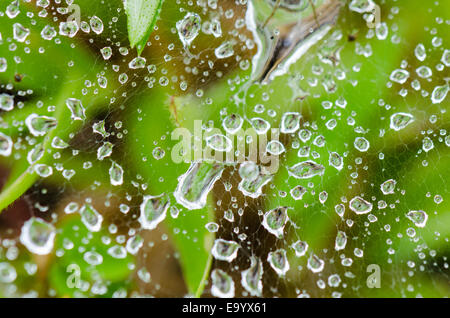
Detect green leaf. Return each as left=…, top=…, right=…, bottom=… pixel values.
left=125, top=0, right=164, bottom=55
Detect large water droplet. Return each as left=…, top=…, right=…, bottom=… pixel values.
left=79, top=204, right=103, bottom=232
left=59, top=21, right=79, bottom=38
left=335, top=230, right=347, bottom=251
left=389, top=69, right=409, bottom=84
left=329, top=152, right=343, bottom=170
left=215, top=41, right=234, bottom=59
left=262, top=206, right=289, bottom=238
left=280, top=112, right=301, bottom=134
left=65, top=98, right=86, bottom=121
left=20, top=217, right=55, bottom=255
left=349, top=0, right=375, bottom=13
left=139, top=193, right=170, bottom=230
left=206, top=134, right=232, bottom=152
left=174, top=161, right=224, bottom=210
left=431, top=84, right=449, bottom=104
left=288, top=160, right=325, bottom=179
left=222, top=113, right=243, bottom=134
left=380, top=179, right=396, bottom=195
left=349, top=196, right=373, bottom=214
left=211, top=269, right=235, bottom=298
left=267, top=249, right=290, bottom=276
left=307, top=254, right=325, bottom=273
left=0, top=132, right=13, bottom=157
left=90, top=16, right=104, bottom=34
left=211, top=239, right=240, bottom=262
left=406, top=210, right=428, bottom=228
left=0, top=262, right=17, bottom=283
left=6, top=0, right=20, bottom=19
left=109, top=161, right=123, bottom=186
left=25, top=114, right=57, bottom=137
left=241, top=257, right=263, bottom=297
left=354, top=136, right=370, bottom=152
left=97, top=142, right=114, bottom=160
left=0, top=93, right=14, bottom=111
left=292, top=240, right=308, bottom=257
left=176, top=12, right=201, bottom=48
left=390, top=112, right=414, bottom=131
left=13, top=23, right=30, bottom=42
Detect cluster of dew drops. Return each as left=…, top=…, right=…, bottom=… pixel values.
left=0, top=0, right=449, bottom=298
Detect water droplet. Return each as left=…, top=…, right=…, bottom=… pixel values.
left=0, top=58, right=6, bottom=72
left=97, top=142, right=113, bottom=160
left=41, top=25, right=56, bottom=40
left=422, top=137, right=434, bottom=152
left=206, top=134, right=232, bottom=152
left=176, top=12, right=201, bottom=47
left=0, top=262, right=17, bottom=283
left=414, top=43, right=426, bottom=62
left=27, top=143, right=44, bottom=164
left=35, top=164, right=53, bottom=178
left=406, top=210, right=428, bottom=228
left=328, top=274, right=341, bottom=287
left=250, top=117, right=270, bottom=134
left=375, top=22, right=388, bottom=40
left=92, top=120, right=109, bottom=138
left=174, top=161, right=224, bottom=210
left=13, top=23, right=30, bottom=42
left=288, top=160, right=325, bottom=179
left=380, top=179, right=396, bottom=194
left=139, top=193, right=170, bottom=230
left=129, top=56, right=146, bottom=69
left=389, top=69, right=409, bottom=84
left=215, top=41, right=234, bottom=59
left=79, top=204, right=103, bottom=232
left=335, top=230, right=347, bottom=251
left=211, top=269, right=235, bottom=298
left=390, top=112, right=414, bottom=131
left=280, top=112, right=301, bottom=134
left=431, top=84, right=449, bottom=104
left=90, top=16, right=104, bottom=34
left=292, top=240, right=308, bottom=257
left=6, top=0, right=20, bottom=19
left=109, top=161, right=124, bottom=186
left=238, top=174, right=273, bottom=198
left=84, top=251, right=103, bottom=266
left=241, top=257, right=263, bottom=296
left=20, top=217, right=55, bottom=255
left=290, top=185, right=307, bottom=200
left=25, top=114, right=57, bottom=137
left=441, top=50, right=450, bottom=67
left=349, top=0, right=375, bottom=13
left=51, top=136, right=69, bottom=149
left=329, top=152, right=343, bottom=170
left=0, top=132, right=13, bottom=157
left=100, top=47, right=113, bottom=60
left=211, top=239, right=240, bottom=262
left=126, top=235, right=144, bottom=255
left=349, top=196, right=373, bottom=214
left=65, top=98, right=86, bottom=121
left=266, top=140, right=285, bottom=155
left=239, top=161, right=260, bottom=182
left=262, top=206, right=289, bottom=238
left=307, top=254, right=325, bottom=273
left=205, top=222, right=219, bottom=233
left=222, top=113, right=243, bottom=134
left=416, top=65, right=432, bottom=78
left=354, top=136, right=370, bottom=152
left=59, top=21, right=79, bottom=38
left=267, top=249, right=290, bottom=276
left=107, top=245, right=127, bottom=259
